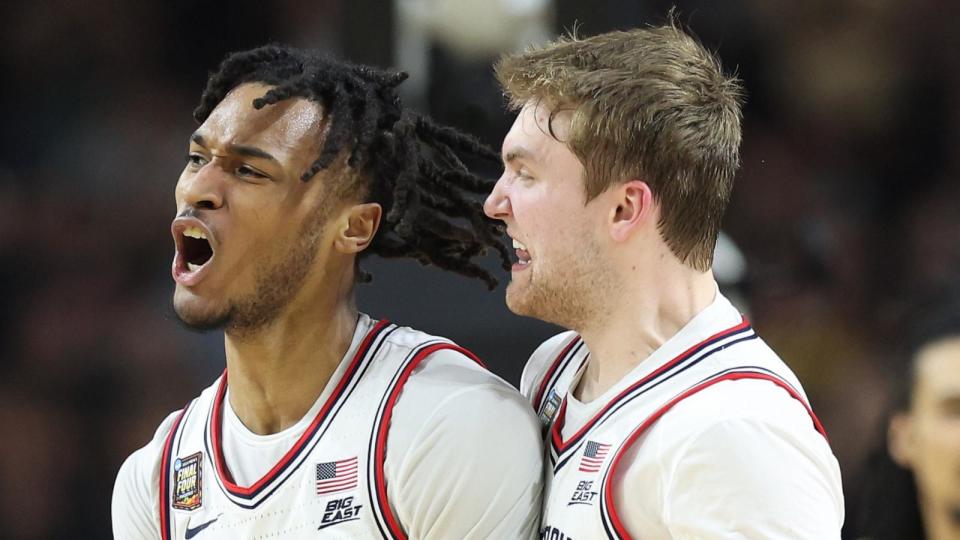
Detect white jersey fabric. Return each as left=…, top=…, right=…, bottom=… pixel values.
left=520, top=292, right=844, bottom=540
left=113, top=314, right=543, bottom=539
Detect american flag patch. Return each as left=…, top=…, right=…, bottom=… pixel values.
left=578, top=441, right=611, bottom=473
left=315, top=457, right=359, bottom=495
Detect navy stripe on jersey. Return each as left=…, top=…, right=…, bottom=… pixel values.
left=366, top=339, right=447, bottom=540
left=159, top=401, right=193, bottom=540
left=545, top=333, right=752, bottom=472
left=212, top=323, right=401, bottom=510
left=687, top=365, right=804, bottom=399
left=549, top=321, right=755, bottom=471
left=174, top=399, right=200, bottom=456
left=366, top=340, right=488, bottom=540
left=551, top=330, right=757, bottom=472
left=365, top=342, right=426, bottom=539
left=597, top=368, right=827, bottom=540
left=203, top=320, right=396, bottom=509
left=205, top=321, right=396, bottom=508
left=533, top=336, right=584, bottom=413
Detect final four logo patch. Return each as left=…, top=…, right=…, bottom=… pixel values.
left=539, top=389, right=562, bottom=426
left=173, top=452, right=203, bottom=510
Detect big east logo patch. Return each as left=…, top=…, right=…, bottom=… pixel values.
left=318, top=496, right=363, bottom=530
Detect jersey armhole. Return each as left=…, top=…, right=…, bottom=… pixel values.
left=371, top=342, right=485, bottom=540
left=599, top=371, right=828, bottom=540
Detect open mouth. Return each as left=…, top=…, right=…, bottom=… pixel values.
left=171, top=219, right=217, bottom=285
left=512, top=238, right=531, bottom=268
left=182, top=227, right=213, bottom=272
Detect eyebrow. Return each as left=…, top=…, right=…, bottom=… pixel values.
left=502, top=146, right=538, bottom=167
left=190, top=133, right=280, bottom=164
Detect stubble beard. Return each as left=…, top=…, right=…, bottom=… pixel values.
left=506, top=240, right=612, bottom=332
left=174, top=211, right=328, bottom=338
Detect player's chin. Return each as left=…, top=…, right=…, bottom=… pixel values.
left=507, top=281, right=572, bottom=326
left=505, top=283, right=537, bottom=317
left=172, top=290, right=230, bottom=332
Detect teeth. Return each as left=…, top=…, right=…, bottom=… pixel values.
left=512, top=239, right=527, bottom=250
left=184, top=226, right=207, bottom=240
left=187, top=262, right=202, bottom=272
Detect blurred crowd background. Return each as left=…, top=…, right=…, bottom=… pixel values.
left=2, top=0, right=959, bottom=538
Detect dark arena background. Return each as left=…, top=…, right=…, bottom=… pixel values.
left=2, top=0, right=959, bottom=538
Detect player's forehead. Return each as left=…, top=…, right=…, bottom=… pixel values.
left=502, top=100, right=574, bottom=164
left=914, top=336, right=960, bottom=399
left=197, top=82, right=326, bottom=159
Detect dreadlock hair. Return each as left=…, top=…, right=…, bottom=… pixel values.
left=193, top=45, right=510, bottom=289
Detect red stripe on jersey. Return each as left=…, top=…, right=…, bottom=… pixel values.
left=373, top=343, right=486, bottom=540
left=533, top=335, right=581, bottom=412
left=209, top=319, right=391, bottom=498
left=550, top=319, right=751, bottom=453
left=602, top=371, right=829, bottom=540
left=158, top=404, right=190, bottom=540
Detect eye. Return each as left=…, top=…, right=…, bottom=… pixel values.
left=236, top=164, right=268, bottom=179
left=185, top=153, right=207, bottom=168
left=516, top=169, right=535, bottom=181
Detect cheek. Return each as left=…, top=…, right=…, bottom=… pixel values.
left=223, top=218, right=283, bottom=271
left=235, top=188, right=297, bottom=237
left=513, top=185, right=595, bottom=250
left=937, top=418, right=960, bottom=450
left=532, top=226, right=590, bottom=271
left=521, top=193, right=581, bottom=231
left=917, top=416, right=960, bottom=458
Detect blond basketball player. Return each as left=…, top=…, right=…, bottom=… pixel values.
left=484, top=23, right=844, bottom=539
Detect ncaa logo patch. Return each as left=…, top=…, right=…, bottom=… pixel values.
left=173, top=452, right=203, bottom=510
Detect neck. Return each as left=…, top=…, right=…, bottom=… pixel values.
left=574, top=255, right=717, bottom=403
left=223, top=285, right=359, bottom=435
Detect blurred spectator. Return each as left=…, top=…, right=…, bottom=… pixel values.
left=854, top=292, right=960, bottom=540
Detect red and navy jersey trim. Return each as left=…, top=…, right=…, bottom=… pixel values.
left=597, top=369, right=829, bottom=540
left=366, top=341, right=487, bottom=540
left=533, top=335, right=584, bottom=413
left=158, top=400, right=197, bottom=540
left=548, top=319, right=756, bottom=471
left=203, top=319, right=396, bottom=509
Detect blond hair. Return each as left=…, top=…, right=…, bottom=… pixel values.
left=495, top=22, right=743, bottom=271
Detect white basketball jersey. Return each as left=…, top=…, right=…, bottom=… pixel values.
left=156, top=318, right=461, bottom=539
left=523, top=295, right=838, bottom=539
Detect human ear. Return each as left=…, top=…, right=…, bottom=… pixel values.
left=609, top=180, right=653, bottom=242
left=335, top=203, right=382, bottom=254
left=887, top=412, right=916, bottom=468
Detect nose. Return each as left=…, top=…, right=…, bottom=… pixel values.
left=176, top=161, right=225, bottom=211
left=483, top=174, right=512, bottom=221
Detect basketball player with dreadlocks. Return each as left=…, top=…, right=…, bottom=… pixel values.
left=111, top=46, right=542, bottom=539
left=484, top=23, right=844, bottom=539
